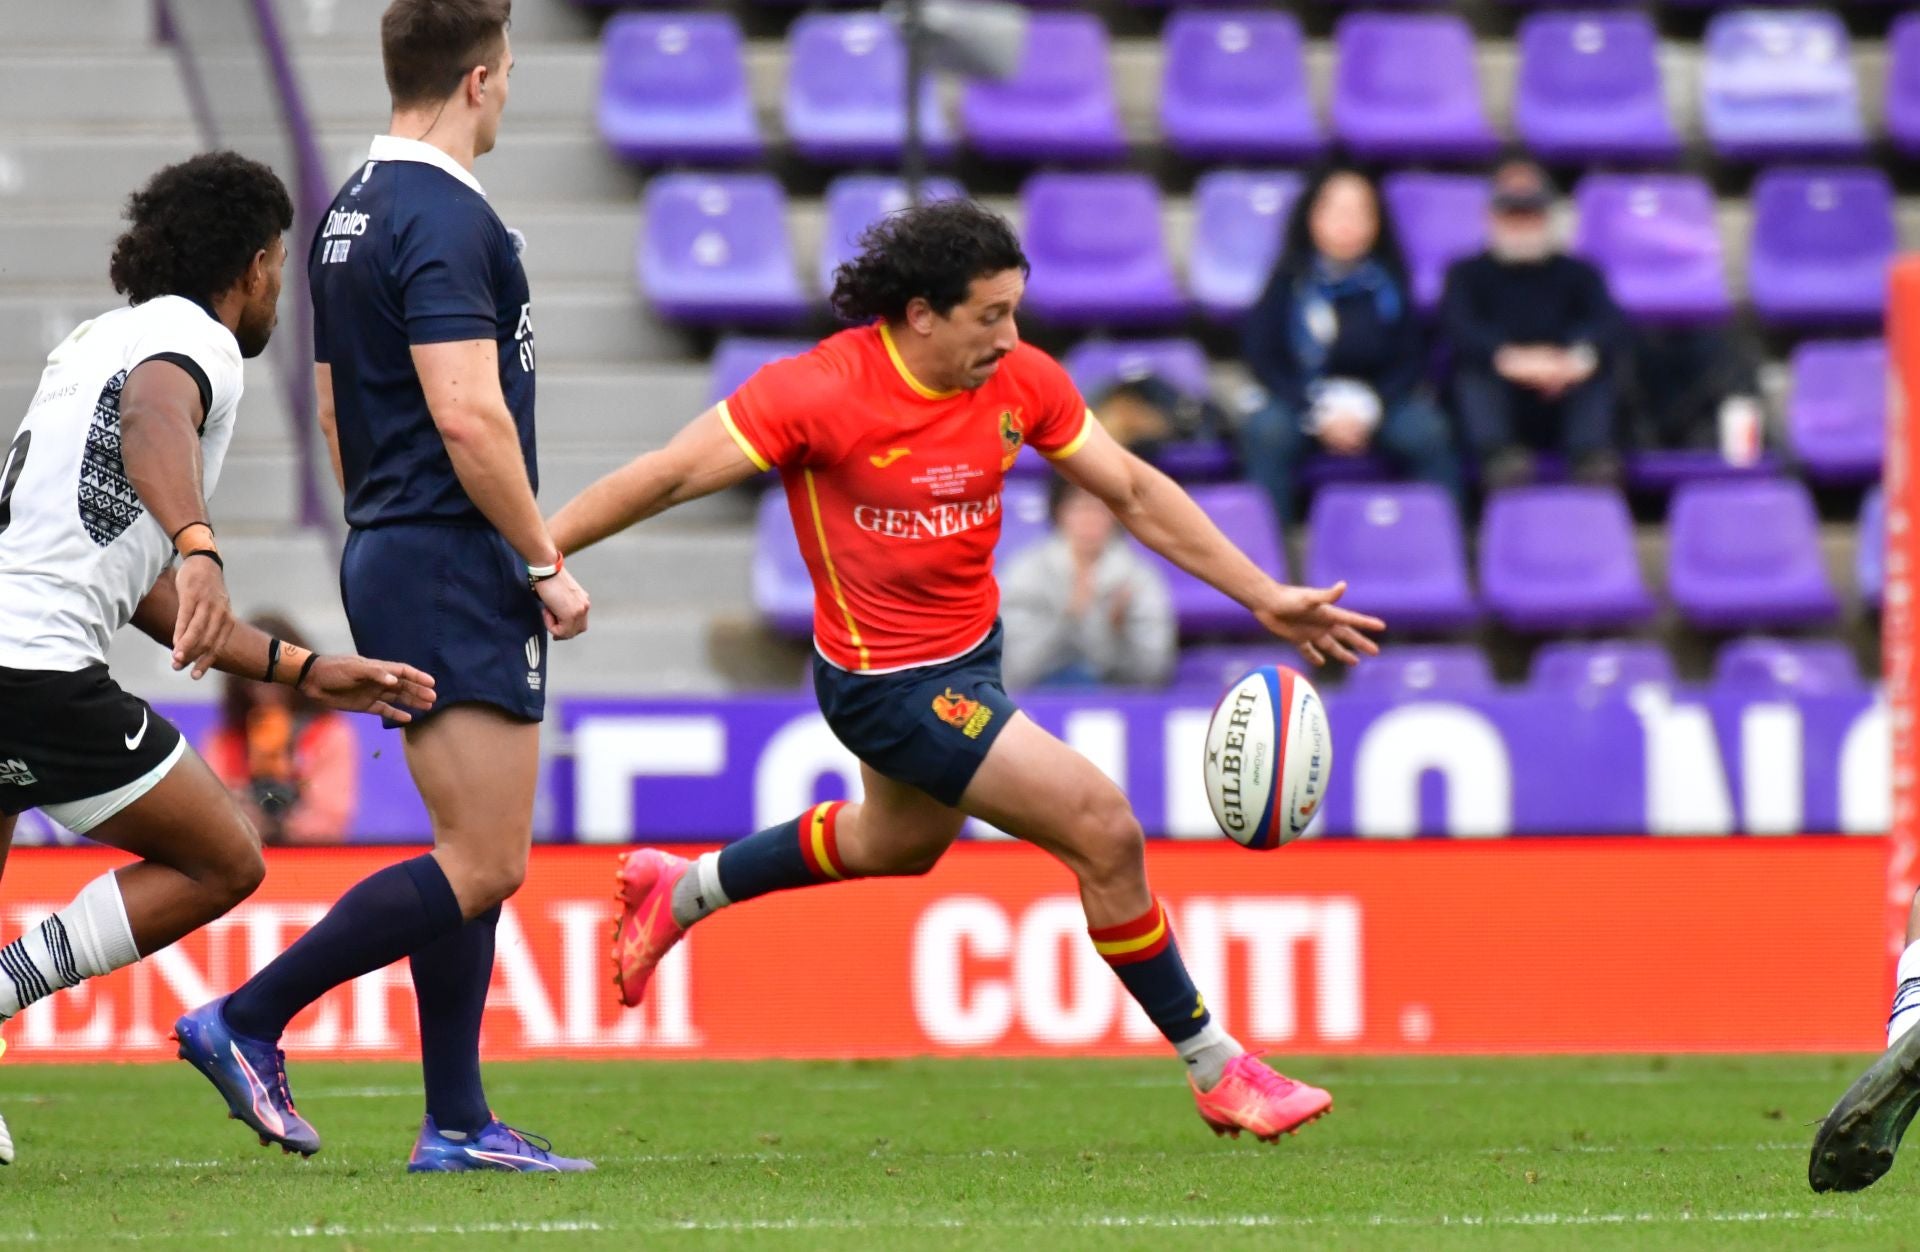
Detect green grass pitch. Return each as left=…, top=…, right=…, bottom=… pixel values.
left=5, top=1055, right=1920, bottom=1249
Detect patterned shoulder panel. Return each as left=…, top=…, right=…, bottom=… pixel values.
left=76, top=369, right=141, bottom=547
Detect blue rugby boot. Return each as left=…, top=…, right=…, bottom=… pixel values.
left=173, top=996, right=320, bottom=1157
left=406, top=1115, right=595, bottom=1173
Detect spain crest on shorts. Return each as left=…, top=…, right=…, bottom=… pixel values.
left=998, top=408, right=1024, bottom=471
left=932, top=688, right=994, bottom=739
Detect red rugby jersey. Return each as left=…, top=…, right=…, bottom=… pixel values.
left=721, top=323, right=1092, bottom=671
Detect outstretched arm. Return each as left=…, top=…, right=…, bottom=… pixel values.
left=548, top=405, right=764, bottom=556
left=1053, top=420, right=1385, bottom=666
left=132, top=569, right=437, bottom=723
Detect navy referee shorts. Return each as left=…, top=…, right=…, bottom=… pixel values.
left=340, top=523, right=547, bottom=727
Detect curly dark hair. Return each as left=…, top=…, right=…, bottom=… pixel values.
left=829, top=198, right=1029, bottom=323
left=1272, top=165, right=1409, bottom=287
left=108, top=151, right=294, bottom=307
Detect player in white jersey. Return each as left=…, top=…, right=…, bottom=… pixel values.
left=0, top=153, right=436, bottom=1161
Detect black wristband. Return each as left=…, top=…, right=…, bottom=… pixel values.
left=266, top=637, right=283, bottom=684
left=169, top=519, right=214, bottom=544
left=295, top=652, right=320, bottom=690
left=183, top=548, right=223, bottom=569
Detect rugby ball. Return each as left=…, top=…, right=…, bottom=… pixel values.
left=1202, top=666, right=1331, bottom=850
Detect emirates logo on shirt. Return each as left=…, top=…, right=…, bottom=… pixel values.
left=851, top=494, right=1000, bottom=540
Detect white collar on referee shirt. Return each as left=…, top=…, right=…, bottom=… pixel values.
left=366, top=134, right=486, bottom=197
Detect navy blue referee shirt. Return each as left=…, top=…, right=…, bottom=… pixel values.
left=311, top=135, right=537, bottom=529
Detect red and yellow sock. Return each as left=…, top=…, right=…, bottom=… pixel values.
left=796, top=800, right=849, bottom=882
left=715, top=801, right=852, bottom=903
left=1090, top=899, right=1211, bottom=1044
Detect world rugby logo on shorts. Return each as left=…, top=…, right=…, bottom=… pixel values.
left=525, top=635, right=542, bottom=690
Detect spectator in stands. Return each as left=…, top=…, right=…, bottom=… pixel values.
left=1090, top=375, right=1225, bottom=461
left=1239, top=166, right=1462, bottom=525
left=1000, top=479, right=1176, bottom=689
left=1622, top=324, right=1765, bottom=461
left=200, top=614, right=357, bottom=845
left=1440, top=158, right=1625, bottom=489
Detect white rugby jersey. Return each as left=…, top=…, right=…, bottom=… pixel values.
left=0, top=297, right=243, bottom=671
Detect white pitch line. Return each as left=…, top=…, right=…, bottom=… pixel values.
left=0, top=1208, right=1886, bottom=1243
left=1480, top=1141, right=1806, bottom=1155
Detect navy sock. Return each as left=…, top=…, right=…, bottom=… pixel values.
left=1091, top=900, right=1211, bottom=1045
left=224, top=854, right=464, bottom=1042
left=410, top=903, right=499, bottom=1135
left=716, top=801, right=848, bottom=901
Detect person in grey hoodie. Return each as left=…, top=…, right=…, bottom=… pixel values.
left=1000, top=478, right=1176, bottom=689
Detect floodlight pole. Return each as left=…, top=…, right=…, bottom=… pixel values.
left=903, top=0, right=927, bottom=204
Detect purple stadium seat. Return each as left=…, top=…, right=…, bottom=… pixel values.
left=1342, top=645, right=1496, bottom=700
left=1382, top=172, right=1490, bottom=313
left=819, top=175, right=964, bottom=294
left=998, top=479, right=1052, bottom=560
left=1020, top=174, right=1187, bottom=328
left=1187, top=169, right=1302, bottom=322
left=1144, top=483, right=1284, bottom=635
left=1479, top=487, right=1656, bottom=633
left=1063, top=338, right=1212, bottom=400
left=1624, top=449, right=1784, bottom=493
left=1171, top=645, right=1291, bottom=692
left=1514, top=12, right=1680, bottom=163
left=1668, top=478, right=1839, bottom=630
left=1331, top=13, right=1499, bottom=163
left=1861, top=486, right=1885, bottom=609
left=1161, top=12, right=1323, bottom=161
left=1297, top=453, right=1396, bottom=497
left=1148, top=442, right=1238, bottom=483
left=1304, top=484, right=1479, bottom=632
left=752, top=489, right=812, bottom=635
left=1701, top=9, right=1866, bottom=160
left=709, top=336, right=814, bottom=404
left=961, top=13, right=1125, bottom=164
left=598, top=14, right=760, bottom=165
left=1890, top=15, right=1920, bottom=157
left=1788, top=338, right=1886, bottom=484
left=784, top=14, right=954, bottom=165
left=1530, top=640, right=1676, bottom=697
left=1713, top=637, right=1864, bottom=696
left=640, top=174, right=810, bottom=326
left=1573, top=174, right=1731, bottom=323
left=1747, top=167, right=1895, bottom=328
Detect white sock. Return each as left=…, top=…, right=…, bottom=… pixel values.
left=0, top=872, right=139, bottom=1020
left=669, top=852, right=730, bottom=930
left=1890, top=940, right=1920, bottom=1048
left=1177, top=1021, right=1242, bottom=1091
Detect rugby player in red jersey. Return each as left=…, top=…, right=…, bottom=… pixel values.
left=549, top=200, right=1384, bottom=1141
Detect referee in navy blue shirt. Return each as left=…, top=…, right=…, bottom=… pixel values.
left=183, top=0, right=594, bottom=1172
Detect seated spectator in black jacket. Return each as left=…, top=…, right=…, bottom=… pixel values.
left=1239, top=167, right=1463, bottom=525
left=1440, top=159, right=1625, bottom=490
left=1623, top=324, right=1765, bottom=462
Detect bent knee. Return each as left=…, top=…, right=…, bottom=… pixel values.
left=880, top=844, right=947, bottom=878
left=467, top=858, right=527, bottom=909
left=436, top=845, right=529, bottom=912
left=1067, top=792, right=1146, bottom=886
left=213, top=844, right=266, bottom=909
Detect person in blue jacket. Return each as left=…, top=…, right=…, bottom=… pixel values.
left=1238, top=166, right=1463, bottom=526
